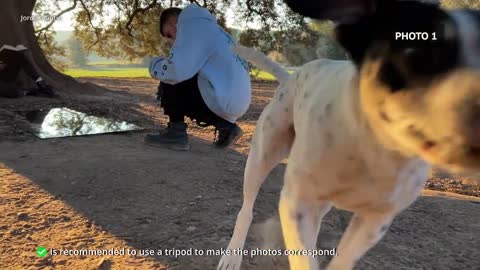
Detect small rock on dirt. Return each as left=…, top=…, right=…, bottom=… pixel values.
left=97, top=258, right=113, bottom=270
left=17, top=213, right=29, bottom=221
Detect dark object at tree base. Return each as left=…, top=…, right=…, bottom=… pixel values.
left=25, top=80, right=57, bottom=98
left=24, top=87, right=56, bottom=98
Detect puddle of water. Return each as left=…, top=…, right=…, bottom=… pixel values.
left=18, top=107, right=143, bottom=139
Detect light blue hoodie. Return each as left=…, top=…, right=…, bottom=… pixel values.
left=149, top=4, right=251, bottom=123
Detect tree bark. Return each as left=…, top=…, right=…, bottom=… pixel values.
left=0, top=0, right=102, bottom=94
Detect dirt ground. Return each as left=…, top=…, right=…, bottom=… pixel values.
left=0, top=77, right=479, bottom=270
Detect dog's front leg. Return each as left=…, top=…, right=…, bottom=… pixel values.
left=326, top=159, right=429, bottom=270
left=325, top=212, right=394, bottom=270
left=279, top=188, right=331, bottom=270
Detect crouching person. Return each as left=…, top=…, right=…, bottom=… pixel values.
left=146, top=4, right=251, bottom=151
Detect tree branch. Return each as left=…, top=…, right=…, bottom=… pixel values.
left=245, top=0, right=276, bottom=26
left=189, top=0, right=207, bottom=7
left=35, top=0, right=78, bottom=34
left=125, top=0, right=158, bottom=37
left=79, top=0, right=100, bottom=50
left=245, top=0, right=262, bottom=17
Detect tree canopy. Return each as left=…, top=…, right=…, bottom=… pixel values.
left=32, top=0, right=479, bottom=68
left=441, top=0, right=480, bottom=9
left=34, top=0, right=315, bottom=63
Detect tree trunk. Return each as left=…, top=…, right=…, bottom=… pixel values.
left=0, top=0, right=102, bottom=94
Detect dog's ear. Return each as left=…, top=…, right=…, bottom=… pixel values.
left=284, top=0, right=380, bottom=24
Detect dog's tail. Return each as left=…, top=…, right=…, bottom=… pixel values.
left=232, top=44, right=290, bottom=84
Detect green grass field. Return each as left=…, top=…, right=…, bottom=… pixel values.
left=64, top=68, right=149, bottom=78
left=63, top=67, right=280, bottom=80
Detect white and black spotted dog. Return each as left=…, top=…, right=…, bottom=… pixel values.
left=218, top=0, right=480, bottom=269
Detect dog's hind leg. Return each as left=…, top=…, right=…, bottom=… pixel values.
left=279, top=170, right=332, bottom=270
left=218, top=84, right=295, bottom=270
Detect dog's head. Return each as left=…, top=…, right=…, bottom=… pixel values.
left=285, top=0, right=480, bottom=172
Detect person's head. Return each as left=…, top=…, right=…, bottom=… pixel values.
left=160, top=7, right=182, bottom=40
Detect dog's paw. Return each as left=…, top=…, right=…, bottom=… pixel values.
left=217, top=253, right=243, bottom=270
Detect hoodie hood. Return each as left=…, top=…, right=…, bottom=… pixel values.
left=179, top=4, right=217, bottom=23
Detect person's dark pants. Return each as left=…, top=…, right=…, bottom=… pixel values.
left=0, top=50, right=40, bottom=98
left=159, top=74, right=225, bottom=127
